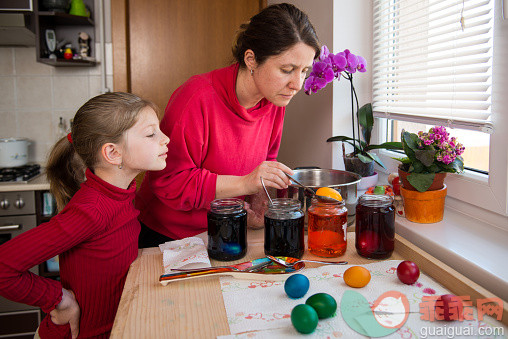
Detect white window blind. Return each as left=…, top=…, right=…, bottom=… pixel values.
left=372, top=0, right=494, bottom=133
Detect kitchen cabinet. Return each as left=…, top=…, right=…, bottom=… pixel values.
left=35, top=0, right=96, bottom=66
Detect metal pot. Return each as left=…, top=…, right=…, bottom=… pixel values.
left=276, top=168, right=361, bottom=216
left=0, top=138, right=30, bottom=168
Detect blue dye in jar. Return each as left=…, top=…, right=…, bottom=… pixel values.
left=207, top=198, right=247, bottom=261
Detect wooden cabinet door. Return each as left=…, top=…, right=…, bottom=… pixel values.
left=112, top=0, right=264, bottom=112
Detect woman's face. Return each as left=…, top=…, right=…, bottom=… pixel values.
left=253, top=42, right=316, bottom=107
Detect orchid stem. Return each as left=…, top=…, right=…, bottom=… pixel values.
left=350, top=76, right=361, bottom=152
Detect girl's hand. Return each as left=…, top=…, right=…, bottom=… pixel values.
left=242, top=161, right=293, bottom=195
left=50, top=288, right=80, bottom=339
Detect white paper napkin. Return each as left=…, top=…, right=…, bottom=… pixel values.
left=159, top=236, right=211, bottom=274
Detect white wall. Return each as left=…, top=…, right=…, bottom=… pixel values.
left=332, top=0, right=373, bottom=169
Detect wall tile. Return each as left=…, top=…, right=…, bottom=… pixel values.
left=53, top=66, right=90, bottom=76
left=88, top=75, right=102, bottom=98
left=16, top=77, right=52, bottom=109
left=14, top=47, right=52, bottom=76
left=0, top=111, right=17, bottom=138
left=0, top=48, right=14, bottom=75
left=17, top=110, right=54, bottom=163
left=0, top=77, right=16, bottom=110
left=52, top=76, right=90, bottom=111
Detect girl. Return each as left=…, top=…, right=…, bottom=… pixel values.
left=0, top=92, right=169, bottom=338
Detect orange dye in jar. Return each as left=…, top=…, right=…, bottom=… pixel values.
left=307, top=198, right=348, bottom=257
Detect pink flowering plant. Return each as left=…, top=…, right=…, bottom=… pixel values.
left=305, top=46, right=402, bottom=174
left=395, top=126, right=465, bottom=192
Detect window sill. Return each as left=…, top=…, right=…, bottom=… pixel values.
left=395, top=206, right=508, bottom=301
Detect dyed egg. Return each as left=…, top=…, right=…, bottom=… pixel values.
left=222, top=242, right=241, bottom=254
left=305, top=293, right=337, bottom=319
left=291, top=304, right=318, bottom=334
left=284, top=274, right=310, bottom=299
left=343, top=266, right=371, bottom=288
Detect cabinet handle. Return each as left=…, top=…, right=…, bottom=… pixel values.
left=0, top=199, right=9, bottom=209
left=0, top=225, right=21, bottom=230
left=15, top=197, right=25, bottom=209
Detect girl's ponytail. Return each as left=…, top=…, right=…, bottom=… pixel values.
left=46, top=136, right=86, bottom=212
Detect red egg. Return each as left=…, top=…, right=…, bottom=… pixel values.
left=436, top=294, right=463, bottom=321
left=396, top=261, right=420, bottom=284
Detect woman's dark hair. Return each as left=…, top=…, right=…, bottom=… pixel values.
left=46, top=92, right=159, bottom=211
left=232, top=3, right=320, bottom=67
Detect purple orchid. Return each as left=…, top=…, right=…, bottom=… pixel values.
left=304, top=75, right=328, bottom=95
left=319, top=45, right=330, bottom=61
left=304, top=45, right=367, bottom=96
left=310, top=61, right=335, bottom=82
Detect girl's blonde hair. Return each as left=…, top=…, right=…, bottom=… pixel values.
left=46, top=92, right=159, bottom=211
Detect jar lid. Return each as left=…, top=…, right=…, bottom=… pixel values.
left=210, top=198, right=245, bottom=214
left=268, top=198, right=301, bottom=211
left=358, top=194, right=393, bottom=207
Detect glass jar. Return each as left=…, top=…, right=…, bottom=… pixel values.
left=264, top=198, right=305, bottom=259
left=355, top=194, right=395, bottom=259
left=207, top=198, right=247, bottom=261
left=307, top=197, right=348, bottom=257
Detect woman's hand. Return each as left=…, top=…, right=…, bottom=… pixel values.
left=245, top=191, right=270, bottom=229
left=242, top=161, right=293, bottom=195
left=50, top=288, right=80, bottom=339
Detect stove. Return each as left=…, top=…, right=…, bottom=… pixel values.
left=0, top=164, right=41, bottom=184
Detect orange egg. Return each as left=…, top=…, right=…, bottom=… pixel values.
left=343, top=266, right=371, bottom=288
left=315, top=187, right=343, bottom=201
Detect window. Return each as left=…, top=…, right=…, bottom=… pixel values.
left=371, top=0, right=508, bottom=217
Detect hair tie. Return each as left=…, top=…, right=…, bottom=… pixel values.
left=67, top=133, right=73, bottom=144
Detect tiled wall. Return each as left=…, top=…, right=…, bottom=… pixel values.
left=0, top=45, right=112, bottom=165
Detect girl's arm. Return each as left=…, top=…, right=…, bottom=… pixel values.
left=0, top=204, right=100, bottom=313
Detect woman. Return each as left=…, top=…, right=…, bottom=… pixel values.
left=136, top=3, right=320, bottom=247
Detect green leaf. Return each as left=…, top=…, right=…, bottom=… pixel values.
left=357, top=153, right=373, bottom=163
left=358, top=103, right=373, bottom=145
left=411, top=160, right=426, bottom=173
left=407, top=173, right=436, bottom=192
left=327, top=135, right=357, bottom=143
left=392, top=156, right=411, bottom=164
left=403, top=132, right=420, bottom=152
left=415, top=149, right=436, bottom=167
left=366, top=152, right=386, bottom=169
left=364, top=141, right=403, bottom=152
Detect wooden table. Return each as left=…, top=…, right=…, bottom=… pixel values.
left=110, top=229, right=507, bottom=338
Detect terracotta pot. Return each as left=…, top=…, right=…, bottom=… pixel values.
left=398, top=167, right=447, bottom=191
left=401, top=185, right=447, bottom=223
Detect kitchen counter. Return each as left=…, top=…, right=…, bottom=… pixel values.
left=111, top=230, right=507, bottom=338
left=0, top=174, right=50, bottom=192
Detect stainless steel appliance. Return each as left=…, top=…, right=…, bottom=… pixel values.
left=0, top=190, right=41, bottom=336
left=277, top=168, right=361, bottom=217
left=0, top=164, right=41, bottom=183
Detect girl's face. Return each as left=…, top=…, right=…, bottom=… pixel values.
left=253, top=42, right=316, bottom=107
left=121, top=107, right=169, bottom=172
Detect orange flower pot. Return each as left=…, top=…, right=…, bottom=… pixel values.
left=401, top=185, right=447, bottom=223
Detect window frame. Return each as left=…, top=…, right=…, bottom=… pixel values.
left=371, top=0, right=508, bottom=221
